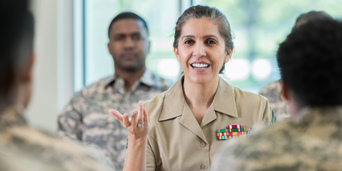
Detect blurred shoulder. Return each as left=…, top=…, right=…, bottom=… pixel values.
left=0, top=126, right=105, bottom=171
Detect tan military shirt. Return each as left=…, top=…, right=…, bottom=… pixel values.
left=211, top=106, right=342, bottom=171
left=144, top=77, right=274, bottom=171
left=0, top=106, right=106, bottom=171
left=259, top=80, right=289, bottom=121
left=58, top=69, right=171, bottom=171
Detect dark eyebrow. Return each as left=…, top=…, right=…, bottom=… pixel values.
left=181, top=35, right=195, bottom=40
left=181, top=34, right=219, bottom=40
left=113, top=32, right=142, bottom=37
left=203, top=35, right=219, bottom=39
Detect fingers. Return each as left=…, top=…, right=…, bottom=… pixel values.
left=122, top=113, right=130, bottom=128
left=110, top=109, right=123, bottom=123
left=137, top=101, right=144, bottom=126
left=131, top=110, right=138, bottom=130
left=143, top=107, right=149, bottom=128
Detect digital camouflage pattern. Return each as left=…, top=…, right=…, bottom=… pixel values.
left=58, top=69, right=171, bottom=171
left=0, top=106, right=106, bottom=171
left=259, top=80, right=289, bottom=122
left=211, top=106, right=342, bottom=171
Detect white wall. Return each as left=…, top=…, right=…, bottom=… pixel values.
left=26, top=0, right=74, bottom=133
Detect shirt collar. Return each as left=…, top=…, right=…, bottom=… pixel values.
left=159, top=76, right=238, bottom=121
left=295, top=106, right=342, bottom=123
left=103, top=69, right=159, bottom=89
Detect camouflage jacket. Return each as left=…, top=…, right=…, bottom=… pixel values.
left=211, top=106, right=342, bottom=171
left=0, top=106, right=106, bottom=171
left=58, top=69, right=171, bottom=171
left=259, top=80, right=289, bottom=122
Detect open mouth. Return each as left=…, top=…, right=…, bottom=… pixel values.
left=191, top=63, right=210, bottom=69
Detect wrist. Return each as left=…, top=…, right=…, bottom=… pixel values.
left=128, top=134, right=147, bottom=147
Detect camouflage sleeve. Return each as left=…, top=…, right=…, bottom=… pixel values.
left=57, top=93, right=84, bottom=141
left=211, top=140, right=242, bottom=171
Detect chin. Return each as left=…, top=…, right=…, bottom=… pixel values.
left=188, top=75, right=216, bottom=85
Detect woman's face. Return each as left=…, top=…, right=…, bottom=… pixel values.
left=174, top=17, right=232, bottom=85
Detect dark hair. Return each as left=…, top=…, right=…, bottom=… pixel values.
left=293, top=11, right=333, bottom=30
left=108, top=12, right=149, bottom=38
left=173, top=5, right=234, bottom=74
left=277, top=19, right=342, bottom=106
left=0, top=0, right=34, bottom=104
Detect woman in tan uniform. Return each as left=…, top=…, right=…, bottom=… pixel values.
left=111, top=5, right=275, bottom=171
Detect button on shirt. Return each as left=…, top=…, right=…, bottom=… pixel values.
left=144, top=77, right=275, bottom=171
left=58, top=69, right=171, bottom=171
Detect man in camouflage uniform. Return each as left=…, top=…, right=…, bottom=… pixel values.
left=211, top=18, right=342, bottom=170
left=58, top=12, right=171, bottom=170
left=259, top=11, right=333, bottom=122
left=0, top=1, right=106, bottom=170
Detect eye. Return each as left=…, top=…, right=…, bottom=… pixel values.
left=113, top=35, right=124, bottom=41
left=205, top=39, right=217, bottom=45
left=132, top=34, right=142, bottom=40
left=184, top=39, right=195, bottom=45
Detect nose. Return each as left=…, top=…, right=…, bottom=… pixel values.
left=124, top=37, right=135, bottom=49
left=193, top=42, right=206, bottom=57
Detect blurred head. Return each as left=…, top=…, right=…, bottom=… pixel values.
left=293, top=10, right=333, bottom=30
left=278, top=19, right=342, bottom=111
left=0, top=0, right=35, bottom=110
left=107, top=12, right=150, bottom=73
left=173, top=5, right=234, bottom=74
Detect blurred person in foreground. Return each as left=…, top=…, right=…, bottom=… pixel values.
left=58, top=12, right=171, bottom=170
left=111, top=5, right=275, bottom=171
left=0, top=1, right=106, bottom=170
left=211, top=18, right=342, bottom=171
left=259, top=11, right=333, bottom=122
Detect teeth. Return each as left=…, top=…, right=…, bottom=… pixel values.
left=191, top=63, right=209, bottom=68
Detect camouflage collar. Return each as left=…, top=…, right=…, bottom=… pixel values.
left=103, top=69, right=160, bottom=89
left=295, top=106, right=342, bottom=123
left=159, top=76, right=239, bottom=121
left=0, top=106, right=27, bottom=129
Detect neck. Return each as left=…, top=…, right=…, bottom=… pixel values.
left=115, top=68, right=146, bottom=92
left=183, top=77, right=219, bottom=111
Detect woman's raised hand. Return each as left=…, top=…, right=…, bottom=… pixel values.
left=110, top=101, right=149, bottom=139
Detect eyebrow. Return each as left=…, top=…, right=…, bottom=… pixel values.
left=114, top=32, right=142, bottom=36
left=181, top=34, right=219, bottom=40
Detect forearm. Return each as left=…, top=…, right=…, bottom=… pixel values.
left=123, top=135, right=147, bottom=171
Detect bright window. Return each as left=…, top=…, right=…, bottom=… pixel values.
left=74, top=0, right=342, bottom=93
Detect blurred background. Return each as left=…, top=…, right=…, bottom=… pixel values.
left=28, top=0, right=342, bottom=133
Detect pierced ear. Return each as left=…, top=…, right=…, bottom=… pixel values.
left=174, top=47, right=180, bottom=62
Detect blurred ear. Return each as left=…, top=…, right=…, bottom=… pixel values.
left=224, top=48, right=233, bottom=63
left=147, top=40, right=151, bottom=54
left=279, top=81, right=289, bottom=102
left=21, top=52, right=35, bottom=83
left=17, top=52, right=35, bottom=109
left=107, top=42, right=111, bottom=54
left=174, top=47, right=180, bottom=62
